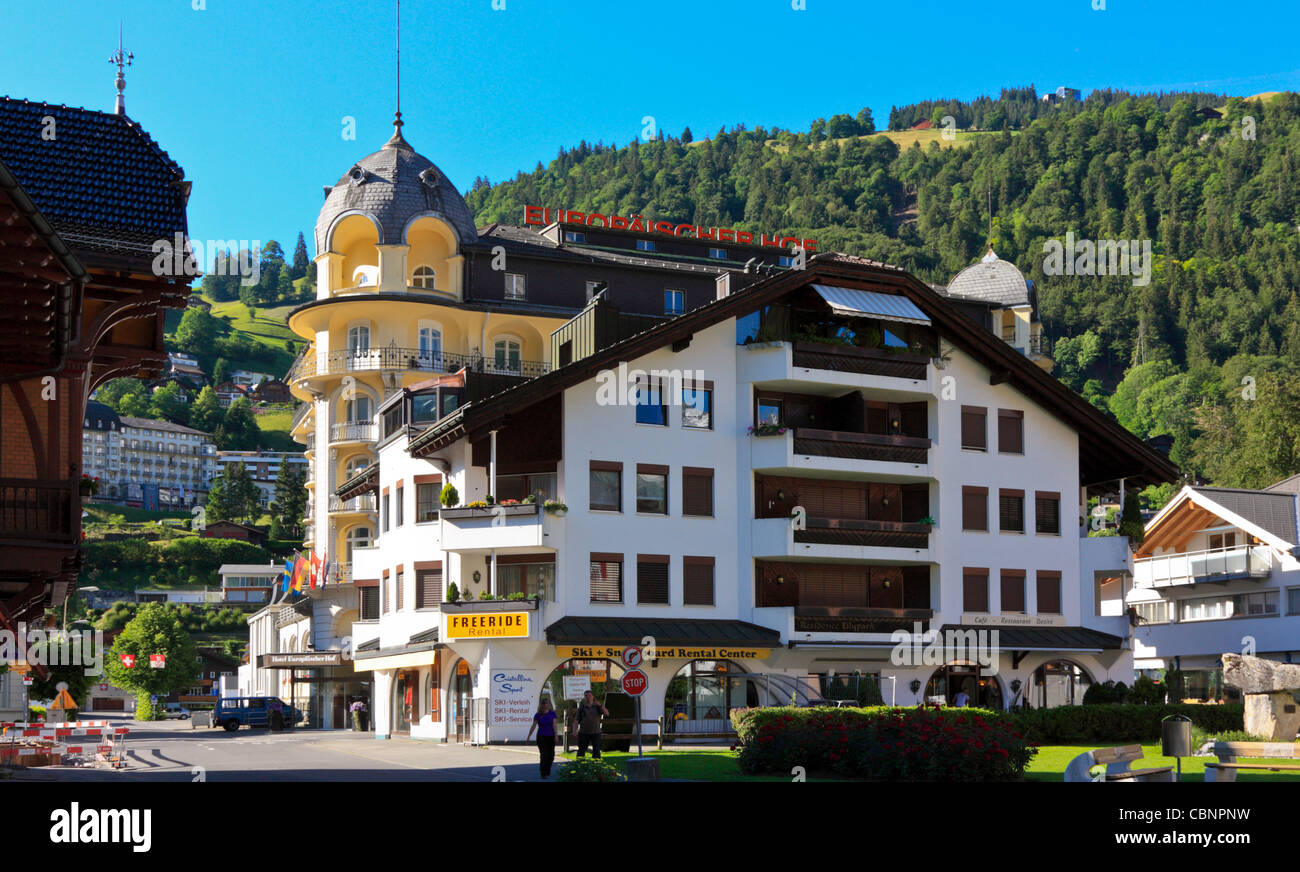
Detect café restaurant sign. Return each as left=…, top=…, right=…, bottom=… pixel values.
left=445, top=612, right=530, bottom=640
left=556, top=645, right=771, bottom=661
left=524, top=205, right=817, bottom=253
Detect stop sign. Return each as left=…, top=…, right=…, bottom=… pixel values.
left=621, top=669, right=648, bottom=697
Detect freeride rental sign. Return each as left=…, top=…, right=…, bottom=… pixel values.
left=523, top=205, right=817, bottom=252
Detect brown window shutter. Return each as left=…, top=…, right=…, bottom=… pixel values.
left=962, top=486, right=988, bottom=531
left=1000, top=569, right=1026, bottom=612
left=589, top=556, right=623, bottom=603
left=1035, top=492, right=1060, bottom=534
left=682, top=467, right=714, bottom=517
left=963, top=569, right=989, bottom=612
left=998, top=409, right=1024, bottom=454
left=636, top=557, right=670, bottom=604
left=416, top=568, right=442, bottom=609
left=683, top=557, right=714, bottom=605
left=1037, top=571, right=1062, bottom=614
left=899, top=402, right=928, bottom=438
left=961, top=406, right=986, bottom=450
left=999, top=490, right=1024, bottom=532
left=902, top=565, right=930, bottom=609
left=395, top=571, right=404, bottom=611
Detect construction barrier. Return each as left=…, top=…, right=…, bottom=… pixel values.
left=1, top=721, right=128, bottom=769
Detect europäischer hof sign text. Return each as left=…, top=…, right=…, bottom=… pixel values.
left=445, top=612, right=530, bottom=640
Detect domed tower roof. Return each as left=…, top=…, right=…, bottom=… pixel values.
left=944, top=248, right=1032, bottom=307
left=314, top=128, right=478, bottom=253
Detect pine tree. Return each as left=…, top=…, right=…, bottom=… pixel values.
left=290, top=231, right=310, bottom=280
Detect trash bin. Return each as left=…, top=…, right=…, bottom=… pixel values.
left=1161, top=714, right=1192, bottom=758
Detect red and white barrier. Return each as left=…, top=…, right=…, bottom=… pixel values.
left=0, top=720, right=110, bottom=729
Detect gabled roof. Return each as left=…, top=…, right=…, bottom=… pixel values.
left=1139, top=484, right=1299, bottom=556
left=1266, top=472, right=1300, bottom=496
left=408, top=252, right=1178, bottom=487
left=0, top=97, right=188, bottom=267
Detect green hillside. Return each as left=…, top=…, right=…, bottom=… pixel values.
left=466, top=88, right=1300, bottom=494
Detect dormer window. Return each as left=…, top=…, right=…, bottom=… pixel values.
left=412, top=265, right=436, bottom=289
left=347, top=166, right=368, bottom=186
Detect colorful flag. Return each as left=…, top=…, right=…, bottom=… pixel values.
left=292, top=553, right=308, bottom=592
left=320, top=551, right=330, bottom=586
left=281, top=557, right=294, bottom=593
left=309, top=551, right=321, bottom=589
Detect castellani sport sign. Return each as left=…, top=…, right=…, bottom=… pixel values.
left=445, top=612, right=530, bottom=640
left=523, top=205, right=817, bottom=252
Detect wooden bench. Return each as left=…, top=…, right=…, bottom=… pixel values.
left=1064, top=744, right=1175, bottom=782
left=1206, top=742, right=1300, bottom=782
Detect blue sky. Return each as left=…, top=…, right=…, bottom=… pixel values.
left=6, top=0, right=1298, bottom=261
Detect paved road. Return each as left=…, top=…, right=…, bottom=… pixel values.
left=6, top=713, right=551, bottom=782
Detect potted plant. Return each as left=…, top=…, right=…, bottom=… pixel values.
left=543, top=499, right=568, bottom=517
left=747, top=423, right=787, bottom=437
left=918, top=516, right=937, bottom=527
left=446, top=581, right=460, bottom=603
left=440, top=482, right=459, bottom=509
left=349, top=700, right=369, bottom=732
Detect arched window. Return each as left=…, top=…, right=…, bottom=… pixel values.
left=492, top=336, right=522, bottom=374
left=343, top=455, right=370, bottom=480
left=343, top=395, right=372, bottom=424
left=347, top=324, right=370, bottom=356
left=417, top=323, right=442, bottom=369
left=924, top=663, right=1003, bottom=709
left=344, top=526, right=372, bottom=564
left=412, top=265, right=436, bottom=289
left=1027, top=660, right=1092, bottom=708
left=352, top=265, right=378, bottom=287
left=663, top=660, right=753, bottom=735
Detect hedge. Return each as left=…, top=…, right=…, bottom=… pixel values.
left=731, top=706, right=1035, bottom=781
left=1007, top=704, right=1244, bottom=744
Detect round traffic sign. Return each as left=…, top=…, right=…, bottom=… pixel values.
left=621, top=646, right=643, bottom=668
left=621, top=669, right=648, bottom=697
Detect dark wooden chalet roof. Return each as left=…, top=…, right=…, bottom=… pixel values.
left=408, top=253, right=1179, bottom=488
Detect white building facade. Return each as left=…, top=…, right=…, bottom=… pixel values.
left=81, top=401, right=216, bottom=507
left=341, top=255, right=1175, bottom=742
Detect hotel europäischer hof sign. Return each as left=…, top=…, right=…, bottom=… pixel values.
left=523, top=206, right=818, bottom=253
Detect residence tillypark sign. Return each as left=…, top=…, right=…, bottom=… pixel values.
left=522, top=205, right=819, bottom=252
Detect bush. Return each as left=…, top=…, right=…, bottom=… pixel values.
left=1128, top=675, right=1166, bottom=706
left=557, top=757, right=626, bottom=783
left=1082, top=680, right=1129, bottom=704
left=731, top=706, right=1035, bottom=781
left=1009, top=703, right=1243, bottom=744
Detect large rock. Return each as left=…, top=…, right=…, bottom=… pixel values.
left=1222, top=653, right=1300, bottom=694
left=1222, top=654, right=1300, bottom=741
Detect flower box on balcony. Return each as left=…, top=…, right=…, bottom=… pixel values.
left=440, top=504, right=539, bottom=521
left=441, top=598, right=540, bottom=612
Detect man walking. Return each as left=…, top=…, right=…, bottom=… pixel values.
left=573, top=690, right=609, bottom=759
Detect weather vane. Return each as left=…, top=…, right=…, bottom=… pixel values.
left=110, top=24, right=133, bottom=116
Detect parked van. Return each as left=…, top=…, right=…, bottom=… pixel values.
left=214, top=696, right=303, bottom=732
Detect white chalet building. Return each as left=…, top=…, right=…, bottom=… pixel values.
left=337, top=253, right=1177, bottom=742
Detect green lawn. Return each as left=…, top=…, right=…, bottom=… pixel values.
left=84, top=503, right=189, bottom=524
left=558, top=743, right=1300, bottom=782
left=207, top=299, right=303, bottom=348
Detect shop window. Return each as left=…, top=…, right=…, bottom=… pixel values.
left=925, top=664, right=1002, bottom=709
left=663, top=660, right=755, bottom=734
left=1028, top=660, right=1091, bottom=708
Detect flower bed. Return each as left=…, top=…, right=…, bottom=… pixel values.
left=732, top=706, right=1035, bottom=781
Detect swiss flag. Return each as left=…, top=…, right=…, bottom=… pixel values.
left=149, top=654, right=166, bottom=669
left=120, top=654, right=135, bottom=668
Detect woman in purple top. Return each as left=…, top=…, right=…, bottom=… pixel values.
left=525, top=696, right=559, bottom=778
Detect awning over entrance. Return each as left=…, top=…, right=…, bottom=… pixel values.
left=812, top=284, right=931, bottom=325
left=939, top=624, right=1124, bottom=651
left=351, top=629, right=442, bottom=672
left=546, top=616, right=781, bottom=653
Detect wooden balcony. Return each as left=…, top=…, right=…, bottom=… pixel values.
left=794, top=518, right=932, bottom=549
left=791, top=341, right=930, bottom=380
left=793, top=606, right=934, bottom=634
left=0, top=478, right=76, bottom=543
left=792, top=428, right=930, bottom=464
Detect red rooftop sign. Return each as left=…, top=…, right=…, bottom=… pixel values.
left=523, top=205, right=816, bottom=252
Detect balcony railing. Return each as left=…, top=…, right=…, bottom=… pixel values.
left=329, top=494, right=377, bottom=514
left=793, top=606, right=934, bottom=634
left=291, top=347, right=552, bottom=382
left=790, top=341, right=930, bottom=380
left=1134, top=545, right=1271, bottom=588
left=330, top=422, right=376, bottom=443
left=0, top=478, right=76, bottom=542
left=305, top=434, right=316, bottom=453
left=794, top=518, right=932, bottom=549
left=792, top=428, right=931, bottom=464
left=328, top=562, right=352, bottom=584
left=292, top=401, right=313, bottom=431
